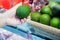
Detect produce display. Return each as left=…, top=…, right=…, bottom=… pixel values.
left=30, top=1, right=60, bottom=29
left=15, top=0, right=60, bottom=29
left=0, top=0, right=60, bottom=29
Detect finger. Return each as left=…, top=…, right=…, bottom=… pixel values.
left=23, top=18, right=27, bottom=22
left=20, top=19, right=25, bottom=23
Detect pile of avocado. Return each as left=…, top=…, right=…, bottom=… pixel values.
left=31, top=1, right=60, bottom=29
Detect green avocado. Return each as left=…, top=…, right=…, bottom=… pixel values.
left=49, top=1, right=60, bottom=17
left=16, top=5, right=31, bottom=19
left=50, top=17, right=60, bottom=28
left=31, top=12, right=41, bottom=22
left=40, top=6, right=52, bottom=15
left=39, top=14, right=50, bottom=25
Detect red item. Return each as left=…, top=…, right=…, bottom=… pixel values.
left=0, top=0, right=22, bottom=9
left=0, top=0, right=30, bottom=9
left=0, top=0, right=3, bottom=8
left=1, top=0, right=12, bottom=9
left=13, top=0, right=22, bottom=6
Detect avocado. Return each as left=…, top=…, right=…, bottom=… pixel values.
left=49, top=1, right=60, bottom=17
left=16, top=5, right=31, bottom=19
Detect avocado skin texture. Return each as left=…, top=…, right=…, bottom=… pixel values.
left=51, top=5, right=60, bottom=17
left=49, top=1, right=60, bottom=17
left=16, top=5, right=31, bottom=19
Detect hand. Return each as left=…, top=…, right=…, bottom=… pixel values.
left=0, top=10, right=29, bottom=27
left=0, top=10, right=30, bottom=27
left=0, top=3, right=30, bottom=27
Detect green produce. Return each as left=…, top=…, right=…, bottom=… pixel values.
left=31, top=12, right=41, bottom=22
left=50, top=17, right=60, bottom=28
left=49, top=1, right=60, bottom=17
left=59, top=23, right=60, bottom=29
left=39, top=14, right=50, bottom=25
left=49, top=0, right=60, bottom=4
left=16, top=5, right=31, bottom=18
left=40, top=6, right=52, bottom=15
left=49, top=1, right=58, bottom=9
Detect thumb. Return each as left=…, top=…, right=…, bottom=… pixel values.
left=3, top=10, right=16, bottom=18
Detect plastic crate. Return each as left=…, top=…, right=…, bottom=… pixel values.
left=28, top=20, right=60, bottom=40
